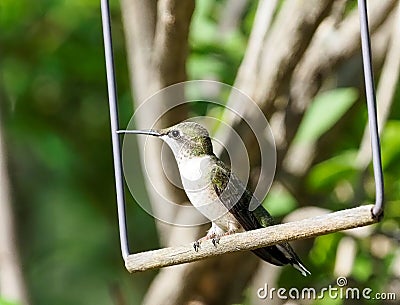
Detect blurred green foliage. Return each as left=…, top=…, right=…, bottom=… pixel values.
left=1, top=0, right=156, bottom=304
left=0, top=298, right=21, bottom=305
left=1, top=0, right=399, bottom=304
left=294, top=88, right=359, bottom=144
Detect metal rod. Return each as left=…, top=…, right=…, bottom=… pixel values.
left=100, top=0, right=130, bottom=259
left=358, top=0, right=385, bottom=218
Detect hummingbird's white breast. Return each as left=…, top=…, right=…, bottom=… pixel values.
left=177, top=155, right=243, bottom=233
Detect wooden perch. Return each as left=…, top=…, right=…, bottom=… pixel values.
left=125, top=204, right=378, bottom=273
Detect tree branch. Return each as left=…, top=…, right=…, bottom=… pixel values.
left=254, top=0, right=334, bottom=112
left=215, top=0, right=278, bottom=158
left=120, top=0, right=157, bottom=102
left=278, top=4, right=396, bottom=203
left=0, top=123, right=29, bottom=304
left=153, top=0, right=195, bottom=88
left=215, top=0, right=334, bottom=175
left=121, top=0, right=195, bottom=243
left=217, top=0, right=250, bottom=39
left=285, top=0, right=397, bottom=148
left=126, top=205, right=377, bottom=273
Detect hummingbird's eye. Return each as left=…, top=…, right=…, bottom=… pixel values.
left=170, top=130, right=180, bottom=138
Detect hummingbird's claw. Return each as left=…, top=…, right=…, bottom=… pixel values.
left=193, top=241, right=200, bottom=252
left=212, top=237, right=220, bottom=247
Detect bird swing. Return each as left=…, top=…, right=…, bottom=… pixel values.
left=100, top=0, right=384, bottom=273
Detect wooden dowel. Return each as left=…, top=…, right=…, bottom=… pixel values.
left=125, top=205, right=378, bottom=273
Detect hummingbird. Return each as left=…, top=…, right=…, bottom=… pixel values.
left=120, top=121, right=310, bottom=276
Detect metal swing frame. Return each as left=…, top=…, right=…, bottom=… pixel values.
left=100, top=0, right=385, bottom=266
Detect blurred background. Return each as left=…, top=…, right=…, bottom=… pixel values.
left=0, top=0, right=399, bottom=305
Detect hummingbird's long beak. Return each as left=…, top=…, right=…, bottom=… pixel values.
left=116, top=129, right=162, bottom=137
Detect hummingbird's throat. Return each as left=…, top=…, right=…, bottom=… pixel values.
left=177, top=155, right=214, bottom=195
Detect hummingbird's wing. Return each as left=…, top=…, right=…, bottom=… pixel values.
left=211, top=158, right=311, bottom=275
left=210, top=158, right=274, bottom=230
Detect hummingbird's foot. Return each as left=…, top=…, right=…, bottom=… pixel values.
left=212, top=237, right=220, bottom=247
left=193, top=240, right=201, bottom=252
left=193, top=223, right=226, bottom=251
left=193, top=234, right=212, bottom=251
left=193, top=232, right=220, bottom=251
left=193, top=236, right=219, bottom=250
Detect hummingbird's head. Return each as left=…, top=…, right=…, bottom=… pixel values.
left=159, top=122, right=214, bottom=160
left=119, top=121, right=214, bottom=160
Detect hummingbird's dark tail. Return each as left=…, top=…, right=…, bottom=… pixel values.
left=291, top=261, right=311, bottom=277
left=252, top=243, right=311, bottom=277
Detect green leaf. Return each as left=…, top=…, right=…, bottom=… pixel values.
left=189, top=0, right=217, bottom=45
left=0, top=298, right=21, bottom=305
left=187, top=55, right=225, bottom=79
left=294, top=88, right=359, bottom=144
left=310, top=234, right=340, bottom=267
left=262, top=186, right=298, bottom=217
left=2, top=58, right=31, bottom=99
left=307, top=150, right=358, bottom=191
left=381, top=120, right=400, bottom=170
left=352, top=254, right=373, bottom=282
